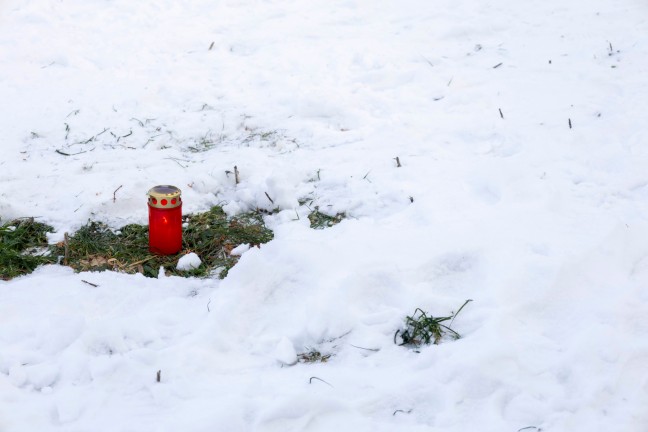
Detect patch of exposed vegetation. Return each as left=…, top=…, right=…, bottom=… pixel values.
left=298, top=349, right=333, bottom=364
left=0, top=218, right=55, bottom=280
left=395, top=300, right=472, bottom=347
left=55, top=207, right=273, bottom=278
left=187, top=131, right=221, bottom=153
left=0, top=207, right=273, bottom=281
left=308, top=208, right=345, bottom=229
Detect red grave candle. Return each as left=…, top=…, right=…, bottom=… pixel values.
left=148, top=185, right=182, bottom=255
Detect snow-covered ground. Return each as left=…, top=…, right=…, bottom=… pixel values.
left=2, top=0, right=648, bottom=430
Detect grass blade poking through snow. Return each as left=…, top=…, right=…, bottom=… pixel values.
left=395, top=300, right=472, bottom=347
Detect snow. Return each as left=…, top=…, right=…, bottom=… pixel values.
left=274, top=336, right=298, bottom=366
left=2, top=0, right=648, bottom=430
left=230, top=243, right=251, bottom=256
left=176, top=252, right=202, bottom=271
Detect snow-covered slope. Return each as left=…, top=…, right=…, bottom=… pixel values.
left=2, top=0, right=648, bottom=430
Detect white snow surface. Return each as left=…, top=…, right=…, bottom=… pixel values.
left=230, top=243, right=251, bottom=256
left=2, top=0, right=648, bottom=430
left=176, top=252, right=202, bottom=271
left=274, top=336, right=298, bottom=367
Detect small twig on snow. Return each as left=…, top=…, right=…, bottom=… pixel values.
left=322, top=329, right=352, bottom=343
left=81, top=280, right=99, bottom=288
left=393, top=409, right=412, bottom=416
left=499, top=108, right=504, bottom=119
left=164, top=157, right=189, bottom=169
left=394, top=156, right=402, bottom=168
left=64, top=232, right=69, bottom=266
left=96, top=127, right=109, bottom=138
left=234, top=165, right=240, bottom=185
left=264, top=192, right=275, bottom=205
left=56, top=148, right=93, bottom=156
left=493, top=62, right=503, bottom=68
left=113, top=185, right=123, bottom=203
left=209, top=41, right=215, bottom=50
left=350, top=344, right=380, bottom=352
left=131, top=118, right=144, bottom=127
left=156, top=370, right=161, bottom=383
left=309, top=376, right=333, bottom=387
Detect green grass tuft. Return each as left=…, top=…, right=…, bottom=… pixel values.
left=395, top=300, right=472, bottom=347
left=308, top=208, right=345, bottom=229
left=0, top=218, right=55, bottom=280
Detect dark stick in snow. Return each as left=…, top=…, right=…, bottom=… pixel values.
left=64, top=233, right=69, bottom=266
left=264, top=192, right=274, bottom=205
left=113, top=185, right=123, bottom=203
left=309, top=376, right=333, bottom=387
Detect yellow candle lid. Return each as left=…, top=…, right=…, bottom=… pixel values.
left=148, top=185, right=182, bottom=209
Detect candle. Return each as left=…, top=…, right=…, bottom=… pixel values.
left=148, top=185, right=182, bottom=255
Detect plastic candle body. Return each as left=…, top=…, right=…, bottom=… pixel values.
left=148, top=185, right=182, bottom=255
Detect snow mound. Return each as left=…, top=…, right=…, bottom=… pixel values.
left=273, top=337, right=297, bottom=366
left=230, top=243, right=251, bottom=256
left=176, top=253, right=202, bottom=271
